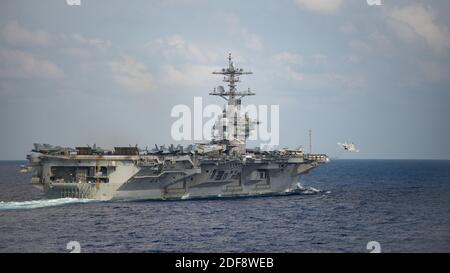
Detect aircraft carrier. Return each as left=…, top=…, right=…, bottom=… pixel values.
left=22, top=54, right=328, bottom=201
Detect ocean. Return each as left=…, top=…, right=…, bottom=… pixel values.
left=0, top=160, right=449, bottom=253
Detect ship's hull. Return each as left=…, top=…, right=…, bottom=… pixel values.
left=113, top=163, right=315, bottom=201
left=30, top=155, right=318, bottom=201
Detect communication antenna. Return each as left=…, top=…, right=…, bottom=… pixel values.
left=210, top=53, right=254, bottom=102
left=95, top=158, right=100, bottom=190
left=309, top=129, right=312, bottom=154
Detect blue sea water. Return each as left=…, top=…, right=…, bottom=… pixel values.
left=0, top=160, right=449, bottom=253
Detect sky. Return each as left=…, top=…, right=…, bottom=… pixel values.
left=0, top=0, right=449, bottom=160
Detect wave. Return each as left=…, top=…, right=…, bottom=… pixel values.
left=296, top=182, right=330, bottom=195
left=0, top=198, right=96, bottom=210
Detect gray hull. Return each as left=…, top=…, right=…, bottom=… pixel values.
left=113, top=162, right=315, bottom=201
left=29, top=154, right=322, bottom=201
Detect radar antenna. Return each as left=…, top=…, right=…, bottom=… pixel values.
left=210, top=53, right=255, bottom=102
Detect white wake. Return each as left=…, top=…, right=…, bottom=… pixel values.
left=296, top=182, right=330, bottom=195
left=0, top=198, right=96, bottom=210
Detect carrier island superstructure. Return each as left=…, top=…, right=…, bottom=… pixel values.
left=23, top=54, right=328, bottom=201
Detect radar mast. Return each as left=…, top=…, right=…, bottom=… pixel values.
left=210, top=54, right=258, bottom=154
left=210, top=53, right=255, bottom=105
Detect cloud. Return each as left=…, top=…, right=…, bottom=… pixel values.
left=59, top=33, right=112, bottom=60
left=0, top=21, right=112, bottom=60
left=386, top=4, right=450, bottom=52
left=273, top=51, right=328, bottom=70
left=155, top=34, right=219, bottom=63
left=293, top=0, right=342, bottom=14
left=309, top=53, right=329, bottom=67
left=0, top=21, right=51, bottom=46
left=271, top=51, right=308, bottom=82
left=349, top=31, right=393, bottom=55
left=287, top=71, right=366, bottom=91
left=146, top=35, right=231, bottom=90
left=271, top=51, right=365, bottom=90
left=344, top=54, right=361, bottom=64
left=286, top=69, right=366, bottom=90
left=160, top=0, right=205, bottom=5
left=339, top=22, right=356, bottom=34
left=285, top=66, right=304, bottom=81
left=0, top=48, right=64, bottom=80
left=161, top=64, right=218, bottom=88
left=67, top=33, right=112, bottom=51
left=224, top=14, right=263, bottom=51
left=420, top=62, right=449, bottom=83
left=110, top=55, right=154, bottom=94
left=242, top=31, right=264, bottom=51
left=273, top=52, right=303, bottom=65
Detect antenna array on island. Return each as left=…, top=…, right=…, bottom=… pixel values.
left=209, top=53, right=255, bottom=102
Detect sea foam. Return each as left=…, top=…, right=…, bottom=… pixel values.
left=0, top=198, right=95, bottom=210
